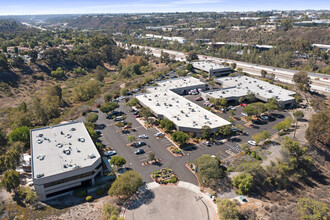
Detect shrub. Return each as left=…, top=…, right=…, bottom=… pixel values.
left=86, top=195, right=93, bottom=202
left=73, top=188, right=87, bottom=197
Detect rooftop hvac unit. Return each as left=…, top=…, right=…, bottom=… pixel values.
left=38, top=133, right=43, bottom=137
left=36, top=173, right=44, bottom=178
left=78, top=137, right=85, bottom=142
left=37, top=155, right=45, bottom=160
left=88, top=154, right=96, bottom=159
left=57, top=143, right=63, bottom=148
left=37, top=139, right=43, bottom=144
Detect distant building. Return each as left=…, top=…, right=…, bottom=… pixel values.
left=201, top=76, right=296, bottom=108
left=145, top=34, right=186, bottom=44
left=191, top=61, right=232, bottom=78
left=311, top=44, right=330, bottom=52
left=30, top=122, right=102, bottom=201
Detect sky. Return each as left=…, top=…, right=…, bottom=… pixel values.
left=0, top=0, right=329, bottom=15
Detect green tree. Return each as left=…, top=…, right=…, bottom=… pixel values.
left=126, top=97, right=139, bottom=107
left=85, top=124, right=98, bottom=140
left=110, top=156, right=126, bottom=167
left=186, top=52, right=198, bottom=61
left=100, top=102, right=119, bottom=113
left=231, top=63, right=237, bottom=70
left=1, top=169, right=20, bottom=193
left=298, top=198, right=329, bottom=220
left=42, top=96, right=60, bottom=119
left=186, top=63, right=193, bottom=71
left=0, top=127, right=7, bottom=147
left=86, top=113, right=98, bottom=123
left=50, top=67, right=65, bottom=78
left=252, top=130, right=271, bottom=144
left=108, top=170, right=143, bottom=199
left=261, top=69, right=267, bottom=78
left=148, top=152, right=156, bottom=161
left=172, top=131, right=189, bottom=146
left=194, top=155, right=225, bottom=187
left=305, top=111, right=330, bottom=147
left=232, top=173, right=253, bottom=195
left=104, top=93, right=113, bottom=102
left=201, top=125, right=211, bottom=139
left=293, top=71, right=311, bottom=92
left=217, top=199, right=239, bottom=220
left=218, top=125, right=232, bottom=137
left=273, top=117, right=293, bottom=132
left=295, top=93, right=303, bottom=104
left=47, top=85, right=62, bottom=100
left=139, top=107, right=152, bottom=119
left=293, top=110, right=304, bottom=121
left=73, top=80, right=101, bottom=102
left=281, top=18, right=293, bottom=31
left=73, top=67, right=86, bottom=75
left=94, top=65, right=107, bottom=82
left=29, top=97, right=48, bottom=125
left=9, top=126, right=30, bottom=148
left=160, top=119, right=175, bottom=132
left=127, top=135, right=136, bottom=142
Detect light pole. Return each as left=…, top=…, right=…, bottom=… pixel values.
left=187, top=153, right=190, bottom=163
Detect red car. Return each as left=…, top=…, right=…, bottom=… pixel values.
left=195, top=97, right=203, bottom=101
left=240, top=103, right=247, bottom=107
left=135, top=114, right=141, bottom=118
left=324, top=77, right=328, bottom=80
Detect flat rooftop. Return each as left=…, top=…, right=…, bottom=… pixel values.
left=137, top=77, right=231, bottom=130
left=155, top=77, right=206, bottom=91
left=214, top=76, right=296, bottom=102
left=137, top=91, right=231, bottom=129
left=191, top=61, right=232, bottom=72
left=30, top=122, right=100, bottom=179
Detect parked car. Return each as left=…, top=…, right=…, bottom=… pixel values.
left=155, top=132, right=165, bottom=138
left=202, top=141, right=211, bottom=146
left=137, top=141, right=146, bottom=146
left=260, top=115, right=269, bottom=120
left=139, top=134, right=148, bottom=139
left=96, top=131, right=102, bottom=136
left=248, top=140, right=257, bottom=146
left=135, top=149, right=145, bottom=155
left=123, top=125, right=132, bottom=129
left=240, top=103, right=247, bottom=107
left=133, top=111, right=139, bottom=115
left=90, top=109, right=98, bottom=113
left=105, top=150, right=117, bottom=156
left=115, top=116, right=123, bottom=121
left=241, top=112, right=248, bottom=116
left=228, top=106, right=235, bottom=110
left=232, top=128, right=239, bottom=132
left=135, top=114, right=142, bottom=118
left=195, top=97, right=203, bottom=101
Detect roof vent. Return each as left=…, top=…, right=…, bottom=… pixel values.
left=78, top=138, right=85, bottom=142
left=37, top=155, right=45, bottom=160
left=71, top=127, right=76, bottom=131
left=60, top=131, right=64, bottom=135
left=57, top=143, right=63, bottom=148
left=37, top=139, right=43, bottom=144
left=38, top=134, right=43, bottom=137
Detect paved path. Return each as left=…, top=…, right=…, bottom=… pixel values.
left=124, top=182, right=217, bottom=220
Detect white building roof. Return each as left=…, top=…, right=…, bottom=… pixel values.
left=136, top=77, right=231, bottom=130
left=30, top=122, right=100, bottom=179
left=214, top=76, right=296, bottom=102
left=191, top=61, right=232, bottom=73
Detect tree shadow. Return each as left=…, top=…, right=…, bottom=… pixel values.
left=126, top=187, right=155, bottom=210
left=0, top=71, right=20, bottom=85
left=181, top=144, right=198, bottom=151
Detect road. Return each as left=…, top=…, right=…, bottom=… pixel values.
left=118, top=42, right=330, bottom=94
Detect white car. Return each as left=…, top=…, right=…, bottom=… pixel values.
left=105, top=150, right=117, bottom=156
left=248, top=140, right=257, bottom=146
left=241, top=112, right=248, bottom=116
left=155, top=132, right=165, bottom=137
left=138, top=134, right=148, bottom=139
left=261, top=115, right=269, bottom=120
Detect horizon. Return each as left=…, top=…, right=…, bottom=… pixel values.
left=0, top=0, right=329, bottom=16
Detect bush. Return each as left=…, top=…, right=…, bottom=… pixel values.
left=86, top=113, right=98, bottom=123
left=86, top=195, right=93, bottom=202
left=73, top=188, right=87, bottom=197
left=232, top=173, right=253, bottom=195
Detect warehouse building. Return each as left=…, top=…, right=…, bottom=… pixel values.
left=30, top=122, right=102, bottom=201
left=201, top=76, right=296, bottom=108
left=191, top=61, right=232, bottom=78
left=135, top=77, right=231, bottom=135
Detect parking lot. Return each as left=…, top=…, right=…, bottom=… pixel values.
left=87, top=86, right=290, bottom=185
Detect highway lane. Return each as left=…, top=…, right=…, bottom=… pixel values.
left=119, top=42, right=330, bottom=94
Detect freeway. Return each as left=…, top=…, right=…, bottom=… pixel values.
left=118, top=42, right=330, bottom=94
